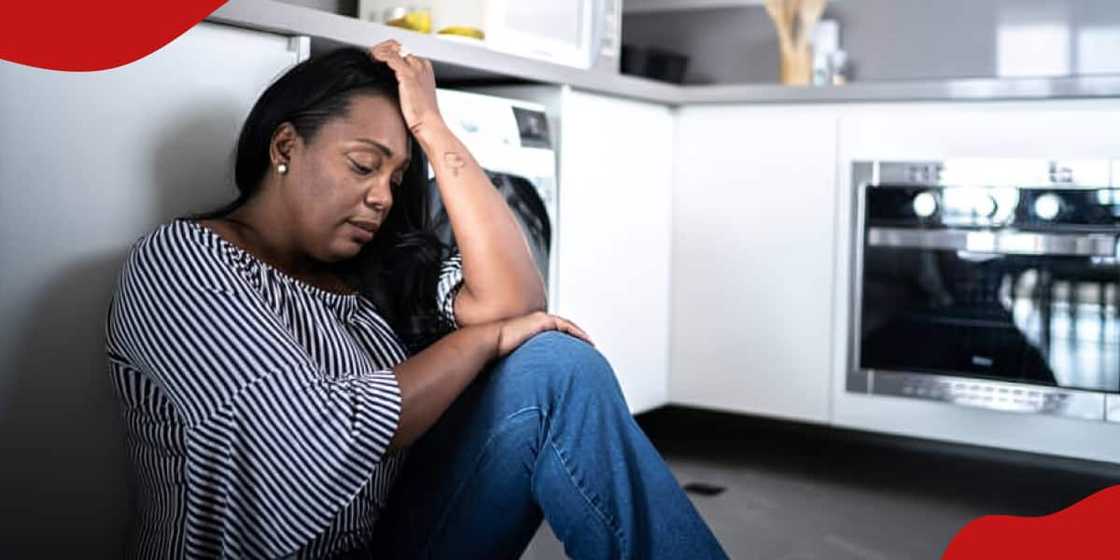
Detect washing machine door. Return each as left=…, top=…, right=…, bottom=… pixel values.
left=427, top=169, right=552, bottom=287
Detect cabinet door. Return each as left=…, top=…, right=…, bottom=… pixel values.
left=671, top=105, right=839, bottom=423
left=556, top=89, right=673, bottom=415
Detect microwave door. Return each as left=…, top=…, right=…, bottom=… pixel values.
left=483, top=0, right=596, bottom=68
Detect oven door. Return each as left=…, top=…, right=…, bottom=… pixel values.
left=853, top=223, right=1120, bottom=419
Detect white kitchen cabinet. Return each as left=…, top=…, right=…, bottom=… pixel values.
left=469, top=86, right=674, bottom=415
left=670, top=104, right=840, bottom=423
left=556, top=89, right=674, bottom=415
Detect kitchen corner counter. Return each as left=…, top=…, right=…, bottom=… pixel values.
left=676, top=75, right=1120, bottom=105
left=207, top=0, right=1120, bottom=107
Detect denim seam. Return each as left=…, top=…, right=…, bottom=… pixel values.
left=420, top=406, right=544, bottom=559
left=541, top=341, right=630, bottom=557
left=544, top=428, right=630, bottom=558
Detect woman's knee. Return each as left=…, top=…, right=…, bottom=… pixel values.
left=495, top=331, right=621, bottom=400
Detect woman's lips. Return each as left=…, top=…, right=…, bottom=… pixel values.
left=348, top=221, right=376, bottom=241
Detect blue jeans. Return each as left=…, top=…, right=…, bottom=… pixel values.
left=367, top=331, right=728, bottom=559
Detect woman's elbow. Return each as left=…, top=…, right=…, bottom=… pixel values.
left=523, top=277, right=548, bottom=314
left=492, top=292, right=547, bottom=320
left=457, top=286, right=546, bottom=326
left=523, top=292, right=547, bottom=315
left=492, top=277, right=547, bottom=316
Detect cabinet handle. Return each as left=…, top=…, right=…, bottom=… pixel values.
left=866, top=227, right=1118, bottom=257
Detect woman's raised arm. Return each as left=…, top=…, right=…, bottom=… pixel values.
left=371, top=40, right=548, bottom=327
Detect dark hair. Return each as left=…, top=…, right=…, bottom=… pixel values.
left=182, top=47, right=448, bottom=355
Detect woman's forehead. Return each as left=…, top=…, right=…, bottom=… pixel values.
left=332, top=95, right=408, bottom=155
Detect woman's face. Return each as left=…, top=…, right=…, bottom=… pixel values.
left=280, top=93, right=412, bottom=262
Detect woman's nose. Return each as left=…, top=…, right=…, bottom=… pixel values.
left=364, top=179, right=393, bottom=210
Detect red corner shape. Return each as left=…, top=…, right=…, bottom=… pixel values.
left=943, top=484, right=1120, bottom=559
left=1, top=1, right=228, bottom=72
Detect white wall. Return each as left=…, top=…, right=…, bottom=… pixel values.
left=0, top=23, right=301, bottom=557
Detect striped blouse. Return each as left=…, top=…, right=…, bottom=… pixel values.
left=103, top=217, right=464, bottom=559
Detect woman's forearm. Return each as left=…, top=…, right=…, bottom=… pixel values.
left=386, top=322, right=500, bottom=451
left=416, top=122, right=548, bottom=322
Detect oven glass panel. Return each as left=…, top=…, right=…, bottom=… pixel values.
left=860, top=185, right=1120, bottom=393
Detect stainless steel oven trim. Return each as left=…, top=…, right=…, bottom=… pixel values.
left=866, top=227, right=1119, bottom=257
left=875, top=159, right=1116, bottom=188
left=847, top=162, right=874, bottom=396
left=862, top=369, right=1107, bottom=421
left=1107, top=394, right=1120, bottom=423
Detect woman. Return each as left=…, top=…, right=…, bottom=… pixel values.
left=104, top=39, right=727, bottom=559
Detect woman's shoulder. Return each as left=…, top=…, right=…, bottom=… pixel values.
left=121, top=218, right=233, bottom=288
left=127, top=216, right=196, bottom=244
left=126, top=218, right=203, bottom=261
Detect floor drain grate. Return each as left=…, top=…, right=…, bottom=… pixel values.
left=683, top=482, right=726, bottom=496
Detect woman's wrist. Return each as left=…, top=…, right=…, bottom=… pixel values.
left=412, top=115, right=452, bottom=148
left=481, top=321, right=503, bottom=362
left=460, top=321, right=503, bottom=364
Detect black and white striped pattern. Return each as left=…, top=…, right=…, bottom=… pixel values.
left=104, top=218, right=463, bottom=559
left=436, top=251, right=464, bottom=332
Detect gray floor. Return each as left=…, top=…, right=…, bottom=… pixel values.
left=521, top=405, right=1120, bottom=560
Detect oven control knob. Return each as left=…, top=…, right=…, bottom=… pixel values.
left=1034, top=193, right=1062, bottom=220
left=912, top=191, right=938, bottom=218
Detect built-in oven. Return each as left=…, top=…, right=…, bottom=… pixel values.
left=848, top=160, right=1120, bottom=422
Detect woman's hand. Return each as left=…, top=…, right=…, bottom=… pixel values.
left=495, top=311, right=594, bottom=358
left=369, top=39, right=443, bottom=137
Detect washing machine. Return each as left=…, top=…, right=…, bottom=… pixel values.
left=427, top=88, right=559, bottom=310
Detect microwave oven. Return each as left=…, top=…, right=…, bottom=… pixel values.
left=357, top=0, right=622, bottom=72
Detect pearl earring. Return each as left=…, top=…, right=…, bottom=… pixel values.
left=277, top=163, right=288, bottom=175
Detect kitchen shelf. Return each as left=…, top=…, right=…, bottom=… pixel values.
left=624, top=0, right=768, bottom=14
left=206, top=0, right=681, bottom=104
left=205, top=0, right=1120, bottom=106
left=623, top=0, right=847, bottom=13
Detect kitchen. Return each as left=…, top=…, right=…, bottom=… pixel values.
left=2, top=0, right=1119, bottom=558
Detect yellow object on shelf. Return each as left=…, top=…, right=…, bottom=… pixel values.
left=436, top=26, right=485, bottom=41
left=385, top=10, right=431, bottom=33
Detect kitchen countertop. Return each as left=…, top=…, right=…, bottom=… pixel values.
left=207, top=0, right=1120, bottom=106
left=676, top=75, right=1120, bottom=105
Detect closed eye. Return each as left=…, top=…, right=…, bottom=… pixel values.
left=349, top=160, right=373, bottom=175
left=349, top=158, right=403, bottom=187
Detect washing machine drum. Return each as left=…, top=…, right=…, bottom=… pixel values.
left=427, top=170, right=552, bottom=286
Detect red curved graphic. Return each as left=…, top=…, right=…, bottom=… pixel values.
left=0, top=1, right=227, bottom=72
left=943, top=484, right=1120, bottom=559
